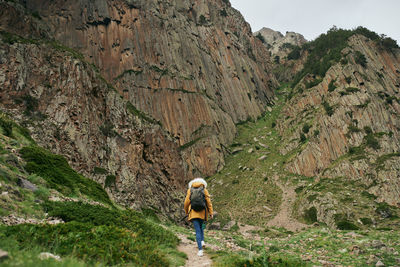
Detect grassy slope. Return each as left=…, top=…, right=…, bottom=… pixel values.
left=0, top=113, right=185, bottom=267
left=209, top=85, right=313, bottom=226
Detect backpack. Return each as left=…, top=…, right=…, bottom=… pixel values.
left=190, top=186, right=206, bottom=211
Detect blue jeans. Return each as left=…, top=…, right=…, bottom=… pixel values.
left=192, top=218, right=204, bottom=250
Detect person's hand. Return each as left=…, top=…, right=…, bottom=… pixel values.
left=210, top=214, right=214, bottom=219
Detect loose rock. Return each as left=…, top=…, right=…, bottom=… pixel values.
left=39, top=252, right=61, bottom=261
left=0, top=249, right=9, bottom=261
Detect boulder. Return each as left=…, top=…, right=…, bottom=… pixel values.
left=0, top=249, right=8, bottom=261
left=17, top=178, right=38, bottom=192
left=222, top=220, right=236, bottom=231
left=38, top=252, right=61, bottom=261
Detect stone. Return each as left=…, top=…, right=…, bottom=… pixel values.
left=222, top=221, right=236, bottom=231
left=248, top=148, right=254, bottom=153
left=17, top=178, right=38, bottom=192
left=258, top=155, right=267, bottom=161
left=0, top=249, right=8, bottom=260
left=371, top=240, right=386, bottom=249
left=375, top=260, right=385, bottom=267
left=208, top=222, right=221, bottom=230
left=39, top=252, right=61, bottom=261
left=263, top=206, right=272, bottom=211
left=267, top=106, right=272, bottom=112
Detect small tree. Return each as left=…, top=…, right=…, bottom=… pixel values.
left=256, top=33, right=265, bottom=44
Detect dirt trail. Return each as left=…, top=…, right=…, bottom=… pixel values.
left=177, top=233, right=212, bottom=267
left=267, top=176, right=308, bottom=232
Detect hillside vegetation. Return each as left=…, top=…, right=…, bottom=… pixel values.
left=0, top=113, right=185, bottom=266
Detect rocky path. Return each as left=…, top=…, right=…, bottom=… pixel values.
left=267, top=175, right=308, bottom=232
left=177, top=233, right=213, bottom=267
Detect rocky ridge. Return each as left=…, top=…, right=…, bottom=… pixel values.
left=254, top=27, right=307, bottom=60
left=277, top=34, right=400, bottom=227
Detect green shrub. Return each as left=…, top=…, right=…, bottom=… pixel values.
left=93, top=167, right=108, bottom=175
left=364, top=133, right=380, bottom=150
left=304, top=206, right=318, bottom=224
left=354, top=51, right=367, bottom=67
left=336, top=220, right=359, bottom=230
left=328, top=79, right=337, bottom=92
left=302, top=123, right=311, bottom=134
left=99, top=121, right=116, bottom=137
left=305, top=78, right=322, bottom=89
left=20, top=146, right=111, bottom=204
left=313, top=129, right=320, bottom=137
left=0, top=116, right=13, bottom=137
left=199, top=15, right=207, bottom=25
left=322, top=101, right=334, bottom=116
left=345, top=76, right=352, bottom=84
left=360, top=217, right=373, bottom=225
left=220, top=9, right=228, bottom=17
left=105, top=174, right=116, bottom=188
left=345, top=87, right=360, bottom=93
left=255, top=33, right=265, bottom=43
left=376, top=202, right=395, bottom=218
left=287, top=46, right=301, bottom=60
left=300, top=133, right=307, bottom=143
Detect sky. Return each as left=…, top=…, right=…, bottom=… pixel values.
left=229, top=0, right=400, bottom=43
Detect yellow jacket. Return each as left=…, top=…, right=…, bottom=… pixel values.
left=184, top=178, right=213, bottom=221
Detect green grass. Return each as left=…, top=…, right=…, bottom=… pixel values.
left=20, top=146, right=112, bottom=205
left=1, top=200, right=184, bottom=266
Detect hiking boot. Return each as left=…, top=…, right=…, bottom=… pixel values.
left=197, top=250, right=203, bottom=257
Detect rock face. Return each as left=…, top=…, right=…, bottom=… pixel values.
left=20, top=0, right=278, bottom=176
left=0, top=0, right=277, bottom=218
left=0, top=23, right=186, bottom=219
left=254, top=27, right=307, bottom=59
left=278, top=35, right=400, bottom=208
left=254, top=27, right=307, bottom=82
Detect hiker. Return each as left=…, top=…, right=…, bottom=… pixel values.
left=184, top=177, right=214, bottom=257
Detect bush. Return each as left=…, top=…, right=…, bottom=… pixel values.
left=255, top=33, right=265, bottom=44
left=220, top=9, right=228, bottom=17
left=336, top=220, right=359, bottom=230
left=305, top=78, right=322, bottom=89
left=0, top=116, right=13, bottom=137
left=300, top=133, right=307, bottom=143
left=302, top=123, right=311, bottom=134
left=105, top=174, right=116, bottom=188
left=304, top=206, right=318, bottom=224
left=345, top=87, right=360, bottom=93
left=313, top=129, right=320, bottom=137
left=199, top=15, right=207, bottom=25
left=20, top=146, right=112, bottom=204
left=93, top=167, right=108, bottom=174
left=287, top=46, right=301, bottom=60
left=354, top=51, right=367, bottom=67
left=322, top=101, right=334, bottom=116
left=360, top=217, right=373, bottom=225
left=328, top=79, right=337, bottom=92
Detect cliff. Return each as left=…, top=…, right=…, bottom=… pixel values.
left=19, top=0, right=278, bottom=176
left=0, top=2, right=187, bottom=218
left=277, top=32, right=400, bottom=227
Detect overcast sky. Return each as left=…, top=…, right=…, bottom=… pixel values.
left=229, top=0, right=400, bottom=43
